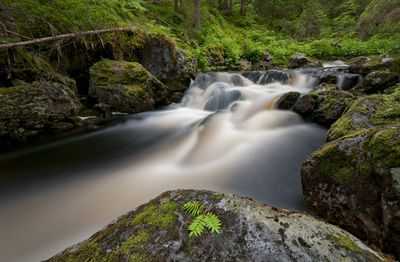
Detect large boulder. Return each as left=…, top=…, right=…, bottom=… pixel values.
left=0, top=81, right=80, bottom=142
left=302, top=124, right=400, bottom=259
left=138, top=34, right=197, bottom=92
left=88, top=59, right=168, bottom=113
left=356, top=71, right=399, bottom=93
left=46, top=190, right=386, bottom=262
left=327, top=89, right=400, bottom=141
left=291, top=83, right=355, bottom=127
left=347, top=56, right=393, bottom=75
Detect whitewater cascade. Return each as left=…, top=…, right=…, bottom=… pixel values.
left=0, top=70, right=330, bottom=262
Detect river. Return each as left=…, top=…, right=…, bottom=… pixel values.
left=0, top=70, right=328, bottom=262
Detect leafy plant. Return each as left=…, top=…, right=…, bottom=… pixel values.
left=182, top=201, right=221, bottom=237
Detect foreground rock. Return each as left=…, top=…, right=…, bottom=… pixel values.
left=347, top=56, right=393, bottom=75
left=0, top=81, right=80, bottom=144
left=47, top=190, right=386, bottom=262
left=302, top=124, right=400, bottom=259
left=89, top=59, right=168, bottom=113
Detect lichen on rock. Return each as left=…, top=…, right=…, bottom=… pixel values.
left=46, top=190, right=387, bottom=262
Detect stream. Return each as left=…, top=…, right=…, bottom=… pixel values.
left=0, top=70, right=330, bottom=262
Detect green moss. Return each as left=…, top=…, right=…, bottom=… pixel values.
left=370, top=91, right=400, bottom=126
left=327, top=115, right=360, bottom=141
left=368, top=126, right=400, bottom=167
left=313, top=142, right=355, bottom=184
left=391, top=55, right=400, bottom=74
left=129, top=253, right=149, bottom=262
left=212, top=194, right=224, bottom=201
left=0, top=87, right=18, bottom=95
left=336, top=234, right=361, bottom=252
left=131, top=201, right=177, bottom=229
left=118, top=229, right=150, bottom=254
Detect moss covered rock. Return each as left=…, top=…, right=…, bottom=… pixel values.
left=348, top=56, right=392, bottom=75
left=46, top=190, right=386, bottom=262
left=302, top=124, right=400, bottom=259
left=137, top=34, right=197, bottom=93
left=0, top=81, right=80, bottom=143
left=357, top=71, right=399, bottom=93
left=88, top=59, right=168, bottom=113
left=292, top=83, right=355, bottom=127
left=327, top=88, right=400, bottom=141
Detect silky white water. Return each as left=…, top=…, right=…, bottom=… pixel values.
left=0, top=71, right=326, bottom=262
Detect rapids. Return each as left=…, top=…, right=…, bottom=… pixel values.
left=0, top=70, right=328, bottom=262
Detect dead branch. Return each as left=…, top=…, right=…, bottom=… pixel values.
left=0, top=28, right=133, bottom=49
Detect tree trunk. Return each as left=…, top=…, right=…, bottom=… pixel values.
left=174, top=0, right=178, bottom=13
left=229, top=0, right=233, bottom=13
left=193, top=0, right=201, bottom=27
left=223, top=0, right=228, bottom=10
left=270, top=0, right=276, bottom=25
left=240, top=0, right=246, bottom=15
left=0, top=28, right=133, bottom=49
left=179, top=0, right=183, bottom=8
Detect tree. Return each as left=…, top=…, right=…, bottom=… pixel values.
left=174, top=0, right=178, bottom=13
left=193, top=0, right=201, bottom=27
left=240, top=0, right=246, bottom=15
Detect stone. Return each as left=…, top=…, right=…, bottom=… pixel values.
left=288, top=52, right=311, bottom=69
left=302, top=124, right=400, bottom=259
left=0, top=81, right=80, bottom=143
left=275, top=92, right=301, bottom=110
left=338, top=73, right=362, bottom=91
left=358, top=71, right=399, bottom=93
left=139, top=34, right=197, bottom=92
left=348, top=56, right=392, bottom=75
left=45, top=190, right=386, bottom=262
left=88, top=59, right=168, bottom=114
left=327, top=89, right=400, bottom=141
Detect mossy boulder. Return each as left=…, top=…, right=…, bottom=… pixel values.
left=0, top=81, right=80, bottom=144
left=288, top=52, right=311, bottom=69
left=292, top=83, right=355, bottom=127
left=357, top=71, right=399, bottom=93
left=138, top=34, right=197, bottom=93
left=327, top=88, right=400, bottom=141
left=46, top=190, right=386, bottom=262
left=302, top=124, right=400, bottom=259
left=88, top=59, right=168, bottom=113
left=275, top=91, right=301, bottom=110
left=348, top=56, right=392, bottom=75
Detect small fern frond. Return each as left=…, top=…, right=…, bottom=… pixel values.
left=204, top=213, right=221, bottom=234
left=183, top=201, right=204, bottom=216
left=188, top=214, right=206, bottom=237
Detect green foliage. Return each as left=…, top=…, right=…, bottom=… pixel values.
left=182, top=201, right=221, bottom=237
left=182, top=201, right=204, bottom=216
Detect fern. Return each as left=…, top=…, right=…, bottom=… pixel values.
left=182, top=201, right=204, bottom=216
left=183, top=201, right=222, bottom=237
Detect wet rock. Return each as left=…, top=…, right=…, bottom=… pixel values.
left=288, top=52, right=320, bottom=69
left=347, top=56, right=392, bottom=75
left=46, top=189, right=386, bottom=262
left=238, top=58, right=252, bottom=71
left=0, top=81, right=80, bottom=142
left=327, top=90, right=400, bottom=141
left=339, top=73, right=362, bottom=91
left=258, top=70, right=290, bottom=85
left=302, top=124, right=400, bottom=259
left=93, top=103, right=112, bottom=118
left=275, top=92, right=301, bottom=110
left=88, top=59, right=168, bottom=114
left=139, top=34, right=197, bottom=92
left=357, top=71, right=399, bottom=93
left=291, top=83, right=354, bottom=127
left=252, top=49, right=274, bottom=70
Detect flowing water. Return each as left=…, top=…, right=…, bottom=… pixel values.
left=0, top=70, right=328, bottom=262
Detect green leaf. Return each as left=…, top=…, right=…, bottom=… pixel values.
left=188, top=214, right=206, bottom=237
